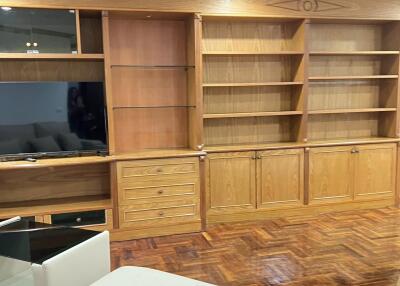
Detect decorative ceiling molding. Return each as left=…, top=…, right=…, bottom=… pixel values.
left=265, top=0, right=349, bottom=13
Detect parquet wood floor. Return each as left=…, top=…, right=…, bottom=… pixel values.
left=111, top=208, right=400, bottom=285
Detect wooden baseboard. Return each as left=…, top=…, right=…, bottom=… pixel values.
left=110, top=221, right=202, bottom=241
left=206, top=199, right=395, bottom=225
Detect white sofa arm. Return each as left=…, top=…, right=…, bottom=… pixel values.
left=32, top=231, right=111, bottom=286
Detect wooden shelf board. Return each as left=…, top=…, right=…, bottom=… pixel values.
left=113, top=149, right=206, bottom=162
left=113, top=105, right=196, bottom=109
left=204, top=111, right=303, bottom=119
left=0, top=156, right=112, bottom=171
left=205, top=142, right=305, bottom=153
left=203, top=51, right=304, bottom=55
left=310, top=51, right=400, bottom=55
left=203, top=82, right=304, bottom=87
left=0, top=149, right=206, bottom=170
left=309, top=108, right=397, bottom=115
left=204, top=137, right=400, bottom=153
left=309, top=75, right=398, bottom=80
left=307, top=137, right=400, bottom=148
left=0, top=195, right=112, bottom=218
left=0, top=53, right=105, bottom=60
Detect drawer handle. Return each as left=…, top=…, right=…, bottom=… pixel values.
left=156, top=167, right=163, bottom=173
left=158, top=190, right=164, bottom=195
left=76, top=217, right=82, bottom=223
left=159, top=211, right=164, bottom=217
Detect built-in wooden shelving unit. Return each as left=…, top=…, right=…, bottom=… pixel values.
left=201, top=17, right=400, bottom=148
left=0, top=8, right=108, bottom=222
left=105, top=12, right=202, bottom=153
left=202, top=17, right=306, bottom=146
left=307, top=20, right=400, bottom=142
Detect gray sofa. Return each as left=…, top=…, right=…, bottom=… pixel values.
left=0, top=121, right=106, bottom=155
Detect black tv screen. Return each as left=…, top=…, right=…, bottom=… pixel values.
left=0, top=82, right=108, bottom=160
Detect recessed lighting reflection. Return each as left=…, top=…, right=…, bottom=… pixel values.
left=1, top=7, right=12, bottom=11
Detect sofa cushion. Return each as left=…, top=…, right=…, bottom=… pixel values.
left=0, top=139, right=24, bottom=155
left=0, top=124, right=35, bottom=153
left=57, top=133, right=83, bottom=151
left=30, top=136, right=62, bottom=153
left=34, top=122, right=70, bottom=138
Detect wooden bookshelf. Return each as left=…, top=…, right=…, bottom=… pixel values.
left=307, top=20, right=400, bottom=142
left=202, top=18, right=306, bottom=147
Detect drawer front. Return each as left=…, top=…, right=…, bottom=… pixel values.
left=46, top=209, right=113, bottom=231
left=125, top=205, right=196, bottom=222
left=119, top=179, right=199, bottom=206
left=118, top=158, right=199, bottom=182
left=51, top=210, right=106, bottom=227
left=119, top=200, right=200, bottom=229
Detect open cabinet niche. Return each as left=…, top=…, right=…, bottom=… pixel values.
left=105, top=12, right=201, bottom=154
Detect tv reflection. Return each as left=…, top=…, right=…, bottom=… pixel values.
left=67, top=86, right=106, bottom=143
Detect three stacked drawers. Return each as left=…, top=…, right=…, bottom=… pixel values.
left=116, top=157, right=201, bottom=230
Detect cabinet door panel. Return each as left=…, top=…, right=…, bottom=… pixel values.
left=257, top=149, right=304, bottom=209
left=354, top=144, right=396, bottom=200
left=309, top=146, right=354, bottom=204
left=207, top=152, right=256, bottom=214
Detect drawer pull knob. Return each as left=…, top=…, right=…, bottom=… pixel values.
left=156, top=168, right=163, bottom=173
left=158, top=190, right=164, bottom=195
left=159, top=211, right=164, bottom=216
left=76, top=217, right=82, bottom=223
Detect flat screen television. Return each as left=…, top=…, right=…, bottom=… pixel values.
left=0, top=82, right=108, bottom=161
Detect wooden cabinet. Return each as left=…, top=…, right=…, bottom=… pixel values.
left=309, top=146, right=354, bottom=204
left=309, top=144, right=396, bottom=205
left=257, top=149, right=304, bottom=209
left=206, top=149, right=305, bottom=215
left=206, top=152, right=256, bottom=214
left=354, top=144, right=396, bottom=200
left=116, top=157, right=201, bottom=237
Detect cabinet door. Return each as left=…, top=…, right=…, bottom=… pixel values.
left=0, top=8, right=33, bottom=53
left=257, top=149, right=304, bottom=209
left=354, top=144, right=396, bottom=201
left=309, top=146, right=354, bottom=205
left=30, top=9, right=78, bottom=53
left=206, top=152, right=256, bottom=214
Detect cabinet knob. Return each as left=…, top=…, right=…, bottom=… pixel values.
left=156, top=167, right=162, bottom=173
left=351, top=147, right=359, bottom=154
left=157, top=190, right=164, bottom=195
left=76, top=217, right=82, bottom=223
left=158, top=211, right=164, bottom=216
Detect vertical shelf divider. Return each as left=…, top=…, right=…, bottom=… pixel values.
left=101, top=11, right=116, bottom=155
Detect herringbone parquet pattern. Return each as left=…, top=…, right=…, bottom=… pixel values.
left=111, top=208, right=400, bottom=285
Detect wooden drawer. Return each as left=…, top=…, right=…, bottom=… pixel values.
left=44, top=209, right=113, bottom=232
left=119, top=178, right=199, bottom=206
left=119, top=199, right=200, bottom=229
left=117, top=157, right=199, bottom=182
